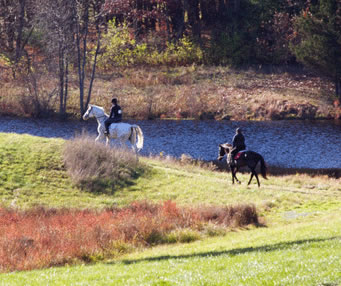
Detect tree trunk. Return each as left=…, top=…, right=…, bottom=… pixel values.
left=59, top=45, right=65, bottom=115
left=75, top=1, right=89, bottom=116
left=86, top=17, right=101, bottom=111
left=75, top=0, right=102, bottom=118
left=171, top=1, right=185, bottom=40
left=15, top=0, right=28, bottom=63
left=336, top=76, right=341, bottom=101
left=187, top=0, right=201, bottom=43
left=199, top=0, right=217, bottom=26
left=63, top=58, right=69, bottom=114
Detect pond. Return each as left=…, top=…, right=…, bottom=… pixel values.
left=0, top=116, right=340, bottom=169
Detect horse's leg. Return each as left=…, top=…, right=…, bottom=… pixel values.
left=247, top=171, right=254, bottom=185
left=234, top=166, right=241, bottom=184
left=119, top=139, right=126, bottom=149
left=254, top=171, right=260, bottom=187
left=131, top=143, right=138, bottom=159
left=230, top=166, right=235, bottom=184
left=247, top=161, right=261, bottom=187
left=131, top=142, right=138, bottom=162
left=248, top=168, right=260, bottom=187
left=129, top=127, right=137, bottom=153
left=230, top=166, right=241, bottom=184
left=95, top=134, right=105, bottom=142
left=234, top=175, right=241, bottom=184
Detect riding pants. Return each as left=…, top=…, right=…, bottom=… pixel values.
left=105, top=118, right=121, bottom=132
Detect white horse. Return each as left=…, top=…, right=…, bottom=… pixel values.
left=83, top=104, right=144, bottom=152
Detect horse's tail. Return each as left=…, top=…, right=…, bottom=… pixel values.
left=130, top=125, right=144, bottom=152
left=259, top=154, right=267, bottom=179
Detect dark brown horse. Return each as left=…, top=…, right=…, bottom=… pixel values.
left=218, top=143, right=267, bottom=187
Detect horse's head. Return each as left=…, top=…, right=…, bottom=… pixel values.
left=217, top=143, right=232, bottom=161
left=82, top=104, right=93, bottom=120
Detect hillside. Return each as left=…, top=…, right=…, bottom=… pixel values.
left=0, top=133, right=341, bottom=284
left=88, top=66, right=339, bottom=121
left=1, top=66, right=340, bottom=120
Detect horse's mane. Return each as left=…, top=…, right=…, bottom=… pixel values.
left=90, top=104, right=109, bottom=116
left=220, top=142, right=232, bottom=149
left=90, top=104, right=104, bottom=111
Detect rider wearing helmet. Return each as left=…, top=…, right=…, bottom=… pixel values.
left=104, top=98, right=122, bottom=135
left=231, top=127, right=246, bottom=163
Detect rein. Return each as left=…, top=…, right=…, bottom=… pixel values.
left=88, top=106, right=107, bottom=121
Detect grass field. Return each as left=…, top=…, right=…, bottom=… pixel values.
left=0, top=132, right=341, bottom=285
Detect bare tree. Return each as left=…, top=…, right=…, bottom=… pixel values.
left=35, top=0, right=75, bottom=116
left=0, top=0, right=34, bottom=76
left=73, top=0, right=104, bottom=117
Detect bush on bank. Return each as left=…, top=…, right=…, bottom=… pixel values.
left=63, top=134, right=144, bottom=192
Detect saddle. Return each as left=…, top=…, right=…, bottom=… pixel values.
left=234, top=150, right=246, bottom=160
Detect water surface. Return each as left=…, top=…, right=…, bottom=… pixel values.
left=1, top=117, right=340, bottom=169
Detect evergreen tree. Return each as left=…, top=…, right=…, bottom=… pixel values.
left=291, top=0, right=341, bottom=99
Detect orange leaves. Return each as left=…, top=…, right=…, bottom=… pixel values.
left=0, top=201, right=259, bottom=272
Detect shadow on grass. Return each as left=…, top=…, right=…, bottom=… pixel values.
left=115, top=236, right=340, bottom=265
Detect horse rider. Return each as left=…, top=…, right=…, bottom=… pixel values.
left=104, top=98, right=122, bottom=135
left=231, top=127, right=246, bottom=163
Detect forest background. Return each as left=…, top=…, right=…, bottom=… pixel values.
left=1, top=0, right=341, bottom=120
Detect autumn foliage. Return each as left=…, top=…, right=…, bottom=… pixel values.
left=0, top=201, right=259, bottom=272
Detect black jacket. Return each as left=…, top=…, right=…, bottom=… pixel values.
left=109, top=104, right=122, bottom=121
left=232, top=133, right=246, bottom=150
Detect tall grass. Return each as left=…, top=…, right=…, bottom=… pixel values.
left=0, top=201, right=259, bottom=272
left=1, top=65, right=336, bottom=120
left=63, top=134, right=142, bottom=192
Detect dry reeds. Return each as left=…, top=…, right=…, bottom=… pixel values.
left=63, top=134, right=142, bottom=191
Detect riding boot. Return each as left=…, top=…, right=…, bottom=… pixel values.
left=230, top=150, right=236, bottom=165
left=229, top=156, right=234, bottom=166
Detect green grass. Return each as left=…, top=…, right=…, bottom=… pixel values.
left=0, top=133, right=123, bottom=209
left=0, top=132, right=341, bottom=285
left=1, top=213, right=340, bottom=285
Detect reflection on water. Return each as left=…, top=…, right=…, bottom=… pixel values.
left=0, top=116, right=340, bottom=169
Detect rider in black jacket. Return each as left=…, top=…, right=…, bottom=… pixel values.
left=231, top=128, right=246, bottom=162
left=104, top=98, right=122, bottom=135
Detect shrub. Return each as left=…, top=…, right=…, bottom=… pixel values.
left=0, top=63, right=58, bottom=117
left=202, top=223, right=227, bottom=237
left=207, top=32, right=252, bottom=66
left=195, top=204, right=259, bottom=227
left=0, top=201, right=261, bottom=272
left=63, top=134, right=142, bottom=191
left=97, top=20, right=203, bottom=68
left=153, top=36, right=203, bottom=66
left=97, top=20, right=149, bottom=69
left=166, top=229, right=202, bottom=244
